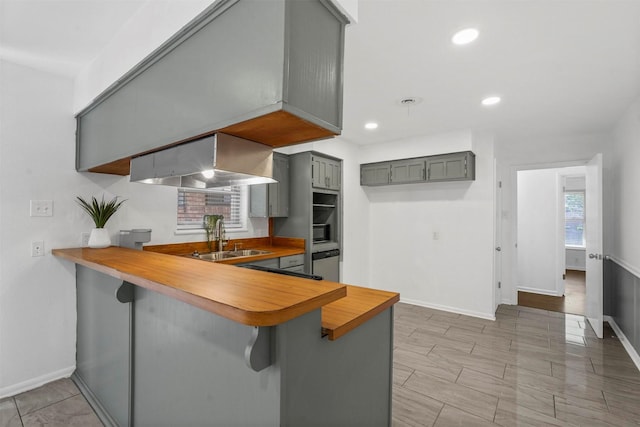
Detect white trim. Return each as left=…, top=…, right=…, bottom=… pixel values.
left=565, top=245, right=586, bottom=250
left=0, top=366, right=75, bottom=399
left=400, top=298, right=496, bottom=321
left=608, top=255, right=640, bottom=279
left=604, top=316, right=640, bottom=373
left=517, top=286, right=562, bottom=297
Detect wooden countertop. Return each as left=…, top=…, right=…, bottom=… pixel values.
left=322, top=285, right=399, bottom=341
left=143, top=236, right=305, bottom=264
left=53, top=242, right=400, bottom=340
left=52, top=247, right=345, bottom=327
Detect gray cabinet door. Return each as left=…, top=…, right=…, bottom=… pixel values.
left=427, top=152, right=475, bottom=181
left=390, top=159, right=425, bottom=184
left=361, top=163, right=390, bottom=186
left=312, top=155, right=341, bottom=190
left=76, top=266, right=131, bottom=427
left=249, top=153, right=289, bottom=217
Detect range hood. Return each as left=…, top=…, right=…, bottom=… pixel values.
left=130, top=133, right=275, bottom=189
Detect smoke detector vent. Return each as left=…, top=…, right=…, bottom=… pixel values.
left=397, top=97, right=423, bottom=107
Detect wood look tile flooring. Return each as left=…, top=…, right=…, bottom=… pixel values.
left=393, top=302, right=640, bottom=427
left=0, top=378, right=102, bottom=426
left=2, top=302, right=639, bottom=426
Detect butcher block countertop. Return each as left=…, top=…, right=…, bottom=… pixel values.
left=53, top=244, right=399, bottom=339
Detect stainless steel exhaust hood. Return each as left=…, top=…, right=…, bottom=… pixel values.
left=130, top=133, right=275, bottom=188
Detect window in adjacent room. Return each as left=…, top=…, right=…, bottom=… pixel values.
left=177, top=187, right=244, bottom=230
left=564, top=191, right=585, bottom=247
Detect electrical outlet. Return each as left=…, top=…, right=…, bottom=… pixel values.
left=30, top=200, right=53, bottom=217
left=31, top=241, right=44, bottom=257
left=81, top=232, right=90, bottom=247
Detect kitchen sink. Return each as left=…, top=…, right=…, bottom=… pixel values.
left=226, top=249, right=271, bottom=257
left=195, top=249, right=272, bottom=261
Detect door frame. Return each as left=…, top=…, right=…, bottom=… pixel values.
left=508, top=159, right=592, bottom=305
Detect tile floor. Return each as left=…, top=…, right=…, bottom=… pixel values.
left=0, top=378, right=102, bottom=427
left=2, top=303, right=639, bottom=426
left=393, top=303, right=640, bottom=426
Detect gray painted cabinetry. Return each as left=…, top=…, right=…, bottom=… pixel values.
left=312, top=154, right=341, bottom=190
left=275, top=151, right=342, bottom=273
left=249, top=152, right=289, bottom=217
left=76, top=0, right=348, bottom=174
left=361, top=150, right=476, bottom=186
left=74, top=267, right=393, bottom=426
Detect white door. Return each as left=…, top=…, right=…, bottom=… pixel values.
left=494, top=171, right=503, bottom=309
left=585, top=153, right=603, bottom=338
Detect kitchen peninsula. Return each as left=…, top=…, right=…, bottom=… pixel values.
left=53, top=243, right=398, bottom=427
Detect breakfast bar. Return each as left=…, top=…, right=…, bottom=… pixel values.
left=53, top=246, right=398, bottom=427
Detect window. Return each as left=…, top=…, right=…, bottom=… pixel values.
left=177, top=187, right=244, bottom=229
left=565, top=191, right=585, bottom=247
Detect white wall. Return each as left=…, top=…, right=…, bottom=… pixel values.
left=361, top=131, right=496, bottom=319
left=516, top=169, right=563, bottom=295
left=495, top=132, right=610, bottom=304
left=0, top=60, right=125, bottom=397
left=0, top=2, right=268, bottom=397
left=612, top=97, right=640, bottom=273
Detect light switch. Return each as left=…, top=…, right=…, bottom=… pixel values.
left=30, top=200, right=53, bottom=217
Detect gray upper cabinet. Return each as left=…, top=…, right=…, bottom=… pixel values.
left=390, top=159, right=425, bottom=184
left=250, top=152, right=289, bottom=218
left=76, top=0, right=348, bottom=175
left=360, top=163, right=390, bottom=186
left=426, top=151, right=475, bottom=182
left=312, top=154, right=341, bottom=190
left=360, top=151, right=475, bottom=186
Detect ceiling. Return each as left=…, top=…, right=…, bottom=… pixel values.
left=2, top=0, right=640, bottom=145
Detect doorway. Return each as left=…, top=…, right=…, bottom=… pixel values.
left=515, top=166, right=587, bottom=316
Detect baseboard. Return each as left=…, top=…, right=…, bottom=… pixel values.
left=0, top=365, right=75, bottom=399
left=517, top=286, right=562, bottom=297
left=604, top=315, right=640, bottom=372
left=400, top=298, right=496, bottom=321
left=71, top=373, right=119, bottom=427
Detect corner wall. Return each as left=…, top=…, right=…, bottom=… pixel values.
left=362, top=131, right=496, bottom=319
left=606, top=97, right=640, bottom=361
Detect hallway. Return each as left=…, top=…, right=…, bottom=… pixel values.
left=518, top=270, right=586, bottom=315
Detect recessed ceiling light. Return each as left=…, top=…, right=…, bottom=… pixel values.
left=452, top=28, right=479, bottom=45
left=481, top=96, right=501, bottom=106
left=364, top=122, right=378, bottom=130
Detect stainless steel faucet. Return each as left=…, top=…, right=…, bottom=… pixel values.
left=215, top=218, right=227, bottom=252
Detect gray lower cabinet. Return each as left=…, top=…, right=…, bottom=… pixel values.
left=249, top=152, right=289, bottom=218
left=74, top=267, right=393, bottom=427
left=237, top=257, right=280, bottom=269
left=360, top=150, right=475, bottom=186
left=74, top=266, right=131, bottom=427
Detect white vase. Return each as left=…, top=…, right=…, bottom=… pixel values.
left=88, top=228, right=111, bottom=248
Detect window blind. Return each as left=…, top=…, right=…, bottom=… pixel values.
left=177, top=187, right=242, bottom=228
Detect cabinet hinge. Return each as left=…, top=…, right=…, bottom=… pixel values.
left=498, top=281, right=501, bottom=289
left=498, top=181, right=502, bottom=188
left=562, top=274, right=566, bottom=280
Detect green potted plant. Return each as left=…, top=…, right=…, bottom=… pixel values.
left=76, top=195, right=126, bottom=248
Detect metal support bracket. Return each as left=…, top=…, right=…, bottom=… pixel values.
left=116, top=281, right=135, bottom=303
left=244, top=326, right=272, bottom=372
